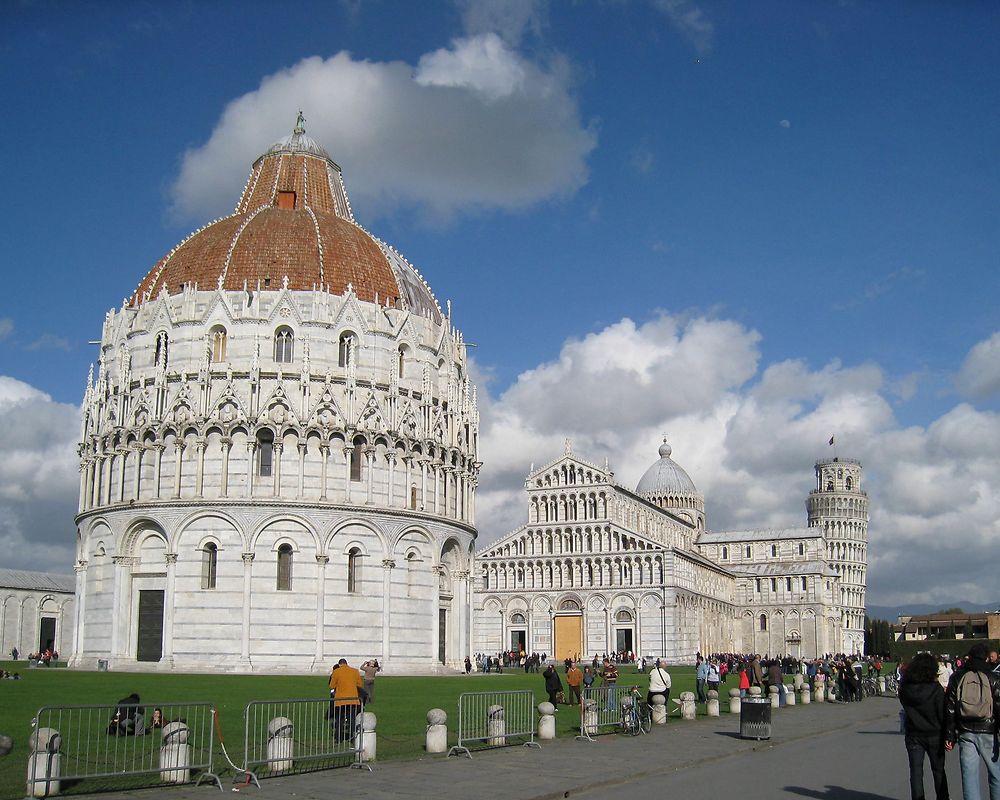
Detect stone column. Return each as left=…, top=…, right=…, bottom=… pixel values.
left=161, top=553, right=178, bottom=666
left=454, top=570, right=469, bottom=663
left=101, top=454, right=112, bottom=506
left=70, top=560, right=88, bottom=665
left=110, top=555, right=133, bottom=659
left=343, top=446, right=354, bottom=504
left=245, top=441, right=256, bottom=498
left=219, top=438, right=231, bottom=497
left=420, top=459, right=428, bottom=511
left=387, top=453, right=396, bottom=507
left=433, top=466, right=441, bottom=515
left=297, top=442, right=307, bottom=499
left=194, top=439, right=206, bottom=497
left=313, top=555, right=328, bottom=668
left=319, top=444, right=330, bottom=501
left=240, top=553, right=254, bottom=666
left=403, top=456, right=412, bottom=509
left=91, top=456, right=103, bottom=508
left=365, top=448, right=375, bottom=504
left=118, top=449, right=128, bottom=502
left=133, top=447, right=143, bottom=501
left=172, top=441, right=185, bottom=499
left=431, top=565, right=444, bottom=663
left=381, top=559, right=395, bottom=664
left=272, top=442, right=283, bottom=497
left=153, top=445, right=165, bottom=499
left=79, top=463, right=89, bottom=513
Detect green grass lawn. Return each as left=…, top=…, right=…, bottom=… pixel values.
left=0, top=660, right=708, bottom=800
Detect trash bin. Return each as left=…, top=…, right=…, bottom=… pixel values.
left=97, top=659, right=109, bottom=672
left=740, top=696, right=771, bottom=740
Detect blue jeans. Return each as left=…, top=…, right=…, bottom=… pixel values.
left=958, top=731, right=1000, bottom=800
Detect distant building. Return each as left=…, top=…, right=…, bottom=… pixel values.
left=473, top=442, right=869, bottom=661
left=0, top=569, right=75, bottom=658
left=893, top=612, right=1000, bottom=642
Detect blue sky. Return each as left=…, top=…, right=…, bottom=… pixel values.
left=1, top=0, right=999, bottom=606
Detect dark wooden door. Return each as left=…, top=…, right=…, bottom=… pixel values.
left=136, top=590, right=164, bottom=662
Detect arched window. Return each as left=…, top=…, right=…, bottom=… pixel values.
left=201, top=542, right=218, bottom=589
left=615, top=609, right=633, bottom=623
left=347, top=547, right=362, bottom=593
left=154, top=331, right=169, bottom=368
left=406, top=551, right=418, bottom=596
left=759, top=614, right=768, bottom=631
left=410, top=484, right=418, bottom=510
left=397, top=345, right=408, bottom=379
left=349, top=444, right=363, bottom=482
left=827, top=481, right=834, bottom=491
left=846, top=476, right=853, bottom=490
left=770, top=544, right=777, bottom=557
left=511, top=612, right=526, bottom=625
left=745, top=545, right=752, bottom=559
left=210, top=326, right=227, bottom=362
left=798, top=542, right=805, bottom=556
left=339, top=332, right=356, bottom=368
left=257, top=430, right=274, bottom=477
left=277, top=544, right=293, bottom=590
left=721, top=546, right=729, bottom=560
left=274, top=327, right=293, bottom=363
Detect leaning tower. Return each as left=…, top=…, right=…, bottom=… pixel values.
left=807, top=458, right=869, bottom=654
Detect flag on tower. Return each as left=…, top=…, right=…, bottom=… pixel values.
left=828, top=435, right=835, bottom=446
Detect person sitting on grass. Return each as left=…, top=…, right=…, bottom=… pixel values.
left=107, top=694, right=145, bottom=736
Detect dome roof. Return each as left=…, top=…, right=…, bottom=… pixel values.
left=131, top=119, right=441, bottom=322
left=635, top=439, right=698, bottom=496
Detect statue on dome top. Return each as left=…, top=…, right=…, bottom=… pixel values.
left=294, top=110, right=306, bottom=133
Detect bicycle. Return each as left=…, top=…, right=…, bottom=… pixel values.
left=883, top=674, right=899, bottom=695
left=620, top=688, right=652, bottom=736
left=860, top=675, right=879, bottom=698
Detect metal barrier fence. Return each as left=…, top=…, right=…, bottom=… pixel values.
left=242, top=697, right=370, bottom=782
left=28, top=701, right=221, bottom=797
left=576, top=685, right=626, bottom=741
left=447, top=690, right=541, bottom=758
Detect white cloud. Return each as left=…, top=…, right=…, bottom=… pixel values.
left=0, top=319, right=13, bottom=340
left=476, top=313, right=1000, bottom=607
left=455, top=0, right=547, bottom=46
left=26, top=334, right=72, bottom=352
left=170, top=37, right=596, bottom=224
left=956, top=330, right=1000, bottom=400
left=0, top=377, right=80, bottom=572
left=779, top=119, right=791, bottom=128
left=651, top=0, right=715, bottom=54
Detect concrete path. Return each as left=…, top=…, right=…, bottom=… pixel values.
left=87, top=697, right=988, bottom=800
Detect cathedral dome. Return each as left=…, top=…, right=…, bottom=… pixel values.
left=131, top=119, right=441, bottom=322
left=635, top=439, right=698, bottom=495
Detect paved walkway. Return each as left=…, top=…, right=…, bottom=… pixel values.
left=85, top=697, right=985, bottom=800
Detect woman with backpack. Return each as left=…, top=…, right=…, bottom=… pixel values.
left=899, top=652, right=950, bottom=800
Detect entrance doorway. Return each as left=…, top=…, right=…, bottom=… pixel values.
left=136, top=590, right=164, bottom=662
left=38, top=618, right=56, bottom=653
left=553, top=614, right=582, bottom=662
left=615, top=628, right=634, bottom=655
left=510, top=629, right=526, bottom=653
left=438, top=608, right=447, bottom=664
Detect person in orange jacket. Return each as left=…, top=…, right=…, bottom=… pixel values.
left=328, top=658, right=364, bottom=743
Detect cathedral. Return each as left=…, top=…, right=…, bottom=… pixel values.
left=472, top=441, right=868, bottom=661
left=71, top=121, right=479, bottom=673
left=70, top=123, right=868, bottom=673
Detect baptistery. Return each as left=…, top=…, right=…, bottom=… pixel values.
left=70, top=120, right=479, bottom=673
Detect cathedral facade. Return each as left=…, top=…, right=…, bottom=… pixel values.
left=473, top=442, right=868, bottom=661
left=71, top=123, right=479, bottom=673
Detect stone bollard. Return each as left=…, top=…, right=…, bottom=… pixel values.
left=800, top=686, right=811, bottom=704
left=785, top=685, right=796, bottom=706
left=706, top=690, right=720, bottom=717
left=356, top=712, right=377, bottom=762
left=537, top=702, right=556, bottom=740
left=680, top=691, right=696, bottom=720
left=815, top=685, right=825, bottom=703
left=749, top=686, right=762, bottom=697
left=728, top=688, right=741, bottom=714
left=877, top=677, right=886, bottom=695
left=582, top=699, right=598, bottom=736
left=793, top=674, right=804, bottom=691
left=425, top=709, right=448, bottom=753
left=651, top=694, right=667, bottom=725
left=487, top=705, right=506, bottom=746
left=827, top=685, right=837, bottom=703
left=266, top=717, right=293, bottom=773
left=159, top=721, right=191, bottom=784
left=27, top=727, right=61, bottom=798
left=768, top=686, right=780, bottom=709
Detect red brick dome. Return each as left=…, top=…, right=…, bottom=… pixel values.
left=132, top=125, right=441, bottom=321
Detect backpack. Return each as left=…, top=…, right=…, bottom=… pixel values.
left=957, top=671, right=994, bottom=721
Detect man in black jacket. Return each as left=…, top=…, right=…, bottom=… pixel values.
left=945, top=643, right=1000, bottom=800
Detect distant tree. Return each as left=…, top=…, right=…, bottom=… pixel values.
left=963, top=620, right=975, bottom=639
left=937, top=607, right=965, bottom=614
